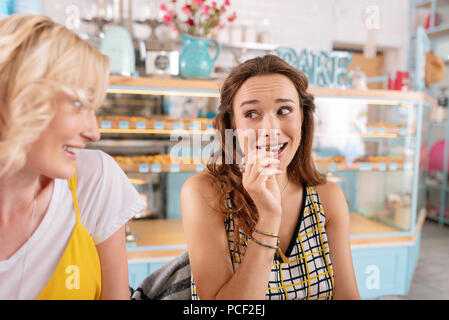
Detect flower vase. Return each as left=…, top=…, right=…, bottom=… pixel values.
left=179, top=34, right=221, bottom=79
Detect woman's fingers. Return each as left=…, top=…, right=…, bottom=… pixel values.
left=242, top=149, right=280, bottom=186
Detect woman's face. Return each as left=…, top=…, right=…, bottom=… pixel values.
left=232, top=74, right=302, bottom=170
left=25, top=93, right=100, bottom=179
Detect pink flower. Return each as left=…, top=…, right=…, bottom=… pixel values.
left=182, top=5, right=192, bottom=16
left=220, top=5, right=226, bottom=13
left=163, top=12, right=173, bottom=24
left=212, top=1, right=217, bottom=8
left=225, top=0, right=230, bottom=6
left=227, top=11, right=236, bottom=22
left=192, top=0, right=203, bottom=5
left=160, top=3, right=167, bottom=11
left=201, top=4, right=210, bottom=15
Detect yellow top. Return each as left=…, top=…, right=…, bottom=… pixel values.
left=37, top=170, right=101, bottom=300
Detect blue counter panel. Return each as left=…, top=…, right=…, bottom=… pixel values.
left=128, top=263, right=150, bottom=290
left=351, top=246, right=408, bottom=299
left=351, top=232, right=421, bottom=299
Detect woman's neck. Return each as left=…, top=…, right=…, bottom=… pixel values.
left=275, top=171, right=289, bottom=193
left=0, top=171, right=49, bottom=224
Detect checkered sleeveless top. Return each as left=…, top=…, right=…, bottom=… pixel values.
left=191, top=184, right=334, bottom=300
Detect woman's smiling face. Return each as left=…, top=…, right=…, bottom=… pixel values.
left=232, top=73, right=303, bottom=170
left=24, top=93, right=100, bottom=179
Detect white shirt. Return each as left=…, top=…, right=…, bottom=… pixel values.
left=0, top=149, right=147, bottom=299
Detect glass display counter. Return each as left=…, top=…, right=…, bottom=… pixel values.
left=312, top=88, right=433, bottom=298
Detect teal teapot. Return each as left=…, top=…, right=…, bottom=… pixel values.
left=179, top=34, right=221, bottom=79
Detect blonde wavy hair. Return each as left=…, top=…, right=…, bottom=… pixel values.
left=0, top=14, right=109, bottom=176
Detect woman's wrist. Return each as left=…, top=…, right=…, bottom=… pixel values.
left=254, top=215, right=281, bottom=237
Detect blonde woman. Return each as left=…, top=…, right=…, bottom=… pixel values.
left=0, top=14, right=145, bottom=299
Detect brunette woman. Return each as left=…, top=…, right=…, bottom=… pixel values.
left=181, top=54, right=360, bottom=300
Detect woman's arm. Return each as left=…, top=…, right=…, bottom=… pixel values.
left=96, top=225, right=130, bottom=300
left=317, top=181, right=360, bottom=300
left=181, top=172, right=281, bottom=300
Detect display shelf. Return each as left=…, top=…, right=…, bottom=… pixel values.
left=108, top=76, right=437, bottom=105
left=414, top=0, right=433, bottom=7
left=100, top=127, right=414, bottom=139
left=151, top=38, right=279, bottom=53
left=315, top=161, right=412, bottom=172
left=99, top=128, right=413, bottom=139
left=118, top=163, right=206, bottom=173
left=426, top=213, right=449, bottom=224
left=115, top=156, right=412, bottom=174
left=97, top=116, right=214, bottom=132
left=108, top=76, right=221, bottom=98
left=99, top=128, right=215, bottom=135
left=118, top=163, right=413, bottom=174
left=414, top=0, right=449, bottom=7
left=315, top=132, right=414, bottom=139
left=410, top=24, right=449, bottom=38
left=426, top=24, right=449, bottom=37
left=409, top=0, right=446, bottom=92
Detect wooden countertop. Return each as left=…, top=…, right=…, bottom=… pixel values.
left=127, top=212, right=426, bottom=261
left=126, top=219, right=186, bottom=262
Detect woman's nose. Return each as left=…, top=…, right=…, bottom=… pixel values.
left=258, top=116, right=280, bottom=144
left=261, top=114, right=281, bottom=131
left=81, top=110, right=100, bottom=142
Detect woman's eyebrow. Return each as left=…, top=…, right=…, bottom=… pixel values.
left=275, top=98, right=296, bottom=104
left=239, top=99, right=260, bottom=108
left=240, top=98, right=296, bottom=108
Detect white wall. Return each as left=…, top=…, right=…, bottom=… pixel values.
left=42, top=0, right=411, bottom=73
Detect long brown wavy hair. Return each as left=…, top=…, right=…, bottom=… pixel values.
left=206, top=54, right=326, bottom=254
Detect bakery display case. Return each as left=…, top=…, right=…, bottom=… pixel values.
left=88, top=77, right=219, bottom=222
left=313, top=89, right=430, bottom=235
left=90, top=77, right=434, bottom=297
left=312, top=88, right=433, bottom=298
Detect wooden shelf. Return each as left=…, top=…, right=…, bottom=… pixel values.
left=118, top=163, right=206, bottom=173
left=426, top=23, right=449, bottom=38
left=100, top=128, right=411, bottom=139
left=108, top=76, right=221, bottom=98
left=108, top=76, right=435, bottom=105
left=413, top=0, right=432, bottom=8
left=99, top=128, right=215, bottom=135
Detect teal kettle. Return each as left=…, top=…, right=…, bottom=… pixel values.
left=100, top=25, right=136, bottom=77
left=179, top=34, right=221, bottom=79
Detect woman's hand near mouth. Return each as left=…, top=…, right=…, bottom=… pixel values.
left=241, top=136, right=283, bottom=222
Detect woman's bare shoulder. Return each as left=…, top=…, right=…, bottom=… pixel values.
left=181, top=170, right=222, bottom=217
left=316, top=180, right=342, bottom=198
left=182, top=171, right=219, bottom=197
left=316, top=180, right=349, bottom=225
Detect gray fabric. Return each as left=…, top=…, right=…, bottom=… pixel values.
left=131, top=251, right=192, bottom=300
